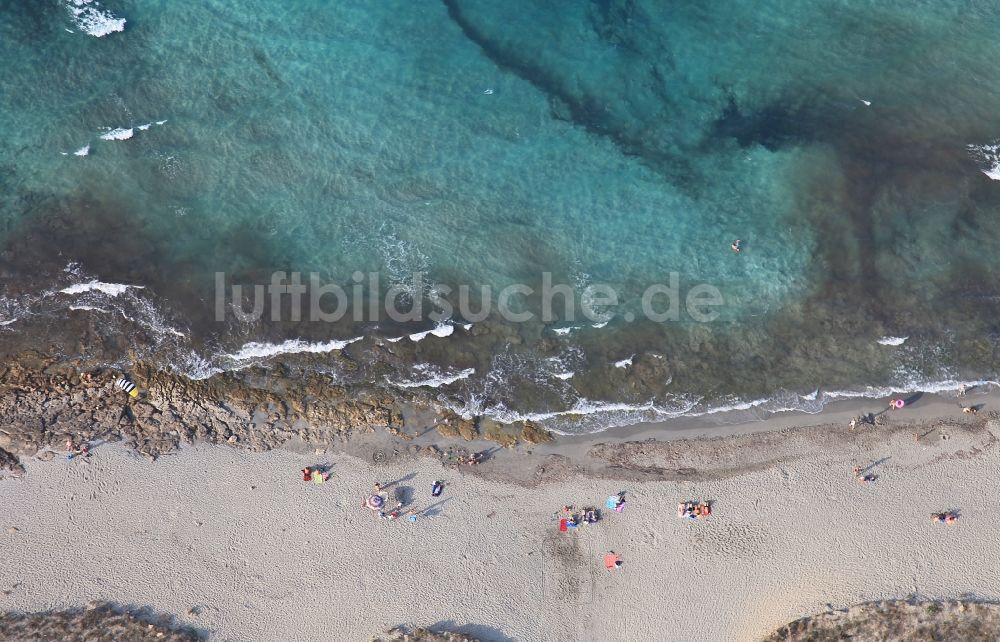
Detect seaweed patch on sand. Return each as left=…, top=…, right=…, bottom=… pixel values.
left=764, top=600, right=1000, bottom=642
left=0, top=603, right=200, bottom=641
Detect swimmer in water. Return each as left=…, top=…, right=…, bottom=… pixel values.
left=731, top=239, right=742, bottom=253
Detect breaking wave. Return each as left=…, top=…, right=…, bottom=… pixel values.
left=64, top=0, right=125, bottom=38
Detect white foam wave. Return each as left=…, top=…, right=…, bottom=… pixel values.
left=172, top=352, right=223, bottom=380
left=409, top=323, right=454, bottom=342
left=65, top=0, right=125, bottom=37
left=592, top=321, right=608, bottom=329
left=73, top=145, right=90, bottom=156
left=68, top=305, right=109, bottom=313
left=60, top=281, right=143, bottom=296
left=552, top=326, right=578, bottom=336
left=877, top=336, right=908, bottom=346
left=466, top=398, right=698, bottom=435
left=968, top=142, right=1000, bottom=180
left=392, top=366, right=475, bottom=389
left=821, top=378, right=997, bottom=401
left=226, top=337, right=362, bottom=361
left=614, top=356, right=633, bottom=369
left=100, top=127, right=134, bottom=141
left=553, top=371, right=575, bottom=380
left=443, top=372, right=999, bottom=437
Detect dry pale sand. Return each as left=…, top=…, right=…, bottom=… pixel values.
left=3, top=420, right=1000, bottom=642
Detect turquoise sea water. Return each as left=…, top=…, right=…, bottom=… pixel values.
left=3, top=1, right=1000, bottom=431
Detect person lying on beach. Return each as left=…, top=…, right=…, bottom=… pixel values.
left=962, top=406, right=977, bottom=414
left=431, top=481, right=444, bottom=497
left=677, top=501, right=711, bottom=519
left=66, top=439, right=90, bottom=459
left=379, top=502, right=405, bottom=520
left=311, top=469, right=331, bottom=484
left=302, top=467, right=312, bottom=482
left=931, top=512, right=958, bottom=525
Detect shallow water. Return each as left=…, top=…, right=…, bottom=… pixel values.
left=3, top=1, right=1000, bottom=432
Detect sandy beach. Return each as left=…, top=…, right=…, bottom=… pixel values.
left=3, top=401, right=1000, bottom=641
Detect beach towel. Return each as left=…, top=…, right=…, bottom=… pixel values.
left=606, top=496, right=618, bottom=509
left=559, top=519, right=568, bottom=532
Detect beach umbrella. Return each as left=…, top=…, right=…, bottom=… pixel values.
left=365, top=494, right=385, bottom=510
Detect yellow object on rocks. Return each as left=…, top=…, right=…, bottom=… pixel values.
left=115, top=377, right=139, bottom=398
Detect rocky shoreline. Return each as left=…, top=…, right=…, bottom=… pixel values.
left=0, top=350, right=554, bottom=476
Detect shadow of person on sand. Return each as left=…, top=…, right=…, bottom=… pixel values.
left=480, top=446, right=504, bottom=462
left=117, top=404, right=136, bottom=425
left=381, top=472, right=416, bottom=489
left=861, top=456, right=891, bottom=474
left=419, top=497, right=452, bottom=517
